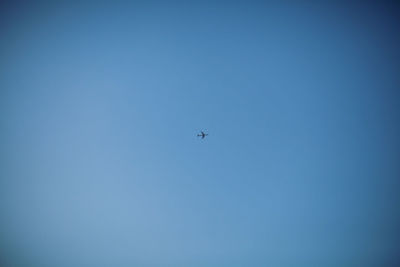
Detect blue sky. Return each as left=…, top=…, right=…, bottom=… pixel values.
left=1, top=1, right=400, bottom=266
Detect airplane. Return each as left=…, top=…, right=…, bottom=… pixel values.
left=197, top=131, right=208, bottom=139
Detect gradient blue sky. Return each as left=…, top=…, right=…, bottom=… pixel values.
left=1, top=1, right=400, bottom=266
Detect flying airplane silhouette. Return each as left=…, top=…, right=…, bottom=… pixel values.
left=197, top=131, right=208, bottom=139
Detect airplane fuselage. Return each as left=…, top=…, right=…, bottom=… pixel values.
left=197, top=132, right=208, bottom=139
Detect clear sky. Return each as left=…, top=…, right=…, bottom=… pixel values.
left=1, top=1, right=400, bottom=266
